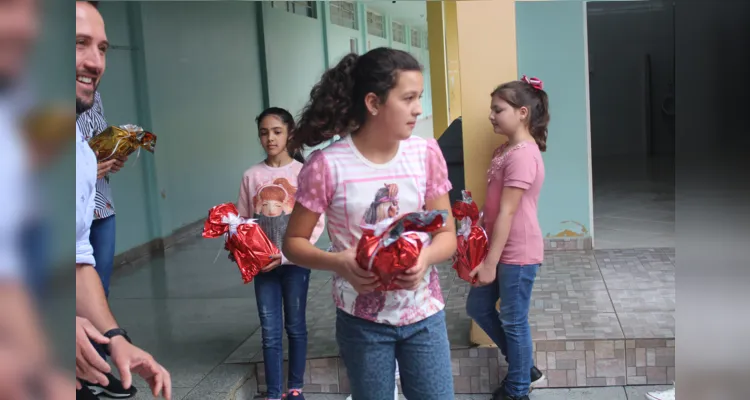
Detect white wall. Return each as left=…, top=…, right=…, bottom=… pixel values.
left=263, top=3, right=327, bottom=118
left=139, top=1, right=267, bottom=234
left=328, top=24, right=360, bottom=65
left=96, top=2, right=155, bottom=252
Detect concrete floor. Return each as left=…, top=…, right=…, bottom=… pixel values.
left=592, top=156, right=675, bottom=249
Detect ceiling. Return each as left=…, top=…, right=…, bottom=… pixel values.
left=359, top=0, right=428, bottom=29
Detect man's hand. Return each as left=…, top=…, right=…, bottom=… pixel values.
left=110, top=337, right=172, bottom=400
left=96, top=159, right=117, bottom=179
left=75, top=317, right=111, bottom=387
left=110, top=155, right=128, bottom=174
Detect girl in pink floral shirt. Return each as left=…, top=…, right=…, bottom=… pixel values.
left=282, top=48, right=457, bottom=400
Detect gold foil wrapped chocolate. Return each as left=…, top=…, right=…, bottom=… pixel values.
left=88, top=124, right=156, bottom=161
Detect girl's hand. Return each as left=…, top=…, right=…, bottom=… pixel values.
left=335, top=248, right=380, bottom=294
left=469, top=260, right=497, bottom=287
left=261, top=254, right=282, bottom=272
left=396, top=250, right=431, bottom=290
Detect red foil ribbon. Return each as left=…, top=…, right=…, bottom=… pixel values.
left=451, top=190, right=488, bottom=284
left=355, top=210, right=449, bottom=291
left=452, top=190, right=480, bottom=226
left=203, top=203, right=279, bottom=284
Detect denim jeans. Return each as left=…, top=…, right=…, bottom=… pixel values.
left=336, top=309, right=454, bottom=400
left=254, top=265, right=310, bottom=399
left=90, top=215, right=116, bottom=296
left=89, top=215, right=116, bottom=359
left=466, top=263, right=539, bottom=397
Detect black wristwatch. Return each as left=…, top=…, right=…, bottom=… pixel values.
left=103, top=328, right=132, bottom=356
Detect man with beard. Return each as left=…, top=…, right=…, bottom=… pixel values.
left=76, top=1, right=168, bottom=398
left=75, top=5, right=128, bottom=391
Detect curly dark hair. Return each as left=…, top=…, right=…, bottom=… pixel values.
left=491, top=80, right=550, bottom=152
left=256, top=107, right=305, bottom=163
left=290, top=47, right=422, bottom=154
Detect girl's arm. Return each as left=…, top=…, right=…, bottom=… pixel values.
left=236, top=173, right=253, bottom=218
left=283, top=203, right=342, bottom=271
left=421, top=140, right=457, bottom=264
left=396, top=140, right=456, bottom=289
left=284, top=150, right=379, bottom=293
left=309, top=213, right=326, bottom=246
left=421, top=193, right=457, bottom=265
left=483, top=187, right=524, bottom=266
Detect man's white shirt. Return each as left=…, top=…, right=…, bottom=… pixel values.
left=76, top=124, right=97, bottom=266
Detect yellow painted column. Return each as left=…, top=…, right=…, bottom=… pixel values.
left=456, top=0, right=518, bottom=207
left=426, top=1, right=449, bottom=138
left=455, top=0, right=518, bottom=346
left=444, top=1, right=462, bottom=122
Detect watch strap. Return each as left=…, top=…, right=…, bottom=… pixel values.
left=103, top=328, right=131, bottom=355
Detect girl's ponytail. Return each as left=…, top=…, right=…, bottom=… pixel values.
left=529, top=89, right=549, bottom=152
left=291, top=53, right=359, bottom=154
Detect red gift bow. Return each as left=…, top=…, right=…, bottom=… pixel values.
left=355, top=210, right=449, bottom=291
left=521, top=75, right=544, bottom=90
left=452, top=190, right=480, bottom=226
left=202, top=203, right=279, bottom=284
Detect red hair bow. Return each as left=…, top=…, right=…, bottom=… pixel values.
left=521, top=75, right=544, bottom=90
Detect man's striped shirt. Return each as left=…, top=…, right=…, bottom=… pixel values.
left=76, top=92, right=115, bottom=219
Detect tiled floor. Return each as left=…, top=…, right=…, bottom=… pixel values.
left=227, top=247, right=675, bottom=364
left=54, top=229, right=674, bottom=397
left=592, top=156, right=675, bottom=249
left=274, top=385, right=674, bottom=400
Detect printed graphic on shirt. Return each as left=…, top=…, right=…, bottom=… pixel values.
left=353, top=183, right=402, bottom=320
left=338, top=177, right=440, bottom=323
left=344, top=177, right=420, bottom=244
left=253, top=177, right=296, bottom=217
left=252, top=177, right=297, bottom=250
left=362, top=183, right=400, bottom=225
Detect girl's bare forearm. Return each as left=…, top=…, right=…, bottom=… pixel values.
left=284, top=237, right=341, bottom=272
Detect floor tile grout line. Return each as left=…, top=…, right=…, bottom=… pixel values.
left=593, top=255, right=627, bottom=341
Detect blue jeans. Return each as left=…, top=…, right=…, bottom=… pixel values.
left=90, top=215, right=116, bottom=296
left=336, top=309, right=454, bottom=400
left=466, top=263, right=539, bottom=397
left=89, top=215, right=116, bottom=359
left=254, top=265, right=310, bottom=399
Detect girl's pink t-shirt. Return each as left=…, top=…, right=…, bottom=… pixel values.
left=483, top=141, right=545, bottom=265
left=237, top=160, right=325, bottom=264
left=295, top=135, right=452, bottom=326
